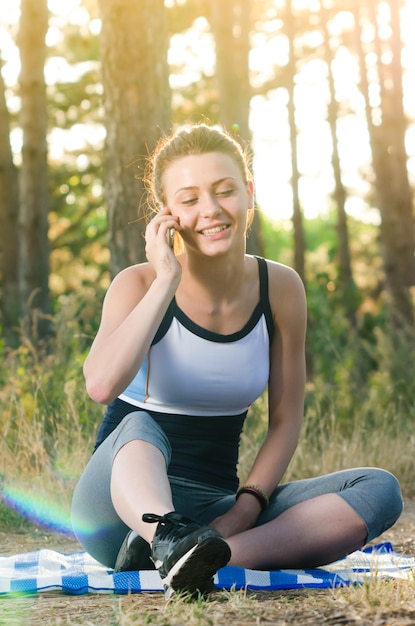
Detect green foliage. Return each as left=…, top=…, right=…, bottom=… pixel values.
left=260, top=212, right=296, bottom=266
left=0, top=295, right=103, bottom=479
left=244, top=209, right=415, bottom=495
left=240, top=320, right=415, bottom=495
left=261, top=210, right=385, bottom=385
left=49, top=160, right=110, bottom=300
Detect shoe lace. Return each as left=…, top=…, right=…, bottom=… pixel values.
left=142, top=512, right=200, bottom=540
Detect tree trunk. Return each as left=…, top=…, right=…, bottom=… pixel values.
left=210, top=0, right=263, bottom=257
left=354, top=0, right=414, bottom=327
left=18, top=0, right=50, bottom=337
left=210, top=0, right=251, bottom=139
left=284, top=0, right=313, bottom=377
left=97, top=0, right=171, bottom=276
left=285, top=0, right=306, bottom=284
left=320, top=1, right=357, bottom=326
left=0, top=60, right=20, bottom=341
left=383, top=0, right=415, bottom=289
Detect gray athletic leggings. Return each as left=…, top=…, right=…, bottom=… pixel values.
left=71, top=412, right=403, bottom=569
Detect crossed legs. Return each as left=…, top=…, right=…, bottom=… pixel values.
left=109, top=441, right=368, bottom=569
left=84, top=439, right=386, bottom=570
left=72, top=413, right=403, bottom=570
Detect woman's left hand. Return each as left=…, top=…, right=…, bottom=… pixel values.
left=209, top=499, right=261, bottom=538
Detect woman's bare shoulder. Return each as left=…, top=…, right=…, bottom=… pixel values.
left=263, top=258, right=307, bottom=322
left=264, top=258, right=304, bottom=289
left=111, top=262, right=156, bottom=289
left=103, top=262, right=157, bottom=306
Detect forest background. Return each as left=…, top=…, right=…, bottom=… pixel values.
left=0, top=0, right=414, bottom=535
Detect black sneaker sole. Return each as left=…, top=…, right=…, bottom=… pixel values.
left=162, top=535, right=231, bottom=599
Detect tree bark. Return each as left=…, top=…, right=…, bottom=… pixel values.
left=210, top=0, right=251, bottom=139
left=353, top=0, right=414, bottom=327
left=0, top=60, right=20, bottom=340
left=285, top=0, right=306, bottom=284
left=210, top=0, right=263, bottom=256
left=18, top=0, right=50, bottom=337
left=320, top=1, right=357, bottom=326
left=97, top=0, right=171, bottom=276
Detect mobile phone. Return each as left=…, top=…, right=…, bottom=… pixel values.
left=167, top=227, right=175, bottom=249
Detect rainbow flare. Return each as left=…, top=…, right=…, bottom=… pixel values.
left=1, top=484, right=74, bottom=537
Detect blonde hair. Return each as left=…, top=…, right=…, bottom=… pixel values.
left=145, top=124, right=252, bottom=208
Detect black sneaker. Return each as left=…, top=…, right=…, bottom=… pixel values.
left=143, top=512, right=231, bottom=599
left=114, top=532, right=154, bottom=572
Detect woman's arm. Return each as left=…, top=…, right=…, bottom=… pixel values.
left=240, top=261, right=306, bottom=494
left=83, top=208, right=182, bottom=405
left=210, top=261, right=307, bottom=536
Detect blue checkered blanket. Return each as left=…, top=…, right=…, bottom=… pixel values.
left=1, top=542, right=414, bottom=595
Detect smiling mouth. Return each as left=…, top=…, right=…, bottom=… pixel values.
left=200, top=225, right=229, bottom=235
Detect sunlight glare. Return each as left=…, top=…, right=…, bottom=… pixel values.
left=48, top=123, right=105, bottom=163
left=46, top=25, right=63, bottom=48
left=328, top=11, right=354, bottom=36
left=346, top=197, right=381, bottom=226
left=169, top=18, right=215, bottom=89
left=0, top=0, right=413, bottom=226
left=48, top=0, right=82, bottom=19
left=0, top=0, right=19, bottom=27
left=250, top=34, right=288, bottom=88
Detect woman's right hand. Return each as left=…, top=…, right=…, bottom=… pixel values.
left=144, top=206, right=182, bottom=280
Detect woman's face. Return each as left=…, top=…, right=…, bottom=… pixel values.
left=161, top=152, right=254, bottom=256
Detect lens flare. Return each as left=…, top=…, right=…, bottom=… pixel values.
left=1, top=484, right=74, bottom=537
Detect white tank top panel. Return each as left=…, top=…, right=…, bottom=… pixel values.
left=119, top=257, right=274, bottom=417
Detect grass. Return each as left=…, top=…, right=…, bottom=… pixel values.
left=2, top=580, right=415, bottom=626
left=1, top=583, right=415, bottom=626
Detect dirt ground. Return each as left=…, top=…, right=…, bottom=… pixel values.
left=0, top=502, right=414, bottom=626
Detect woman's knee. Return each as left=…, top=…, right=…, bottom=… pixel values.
left=370, top=468, right=403, bottom=522
left=345, top=467, right=403, bottom=541
left=111, top=411, right=171, bottom=467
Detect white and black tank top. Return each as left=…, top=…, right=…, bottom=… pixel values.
left=94, top=256, right=274, bottom=490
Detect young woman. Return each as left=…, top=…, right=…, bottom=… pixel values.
left=71, top=124, right=402, bottom=599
